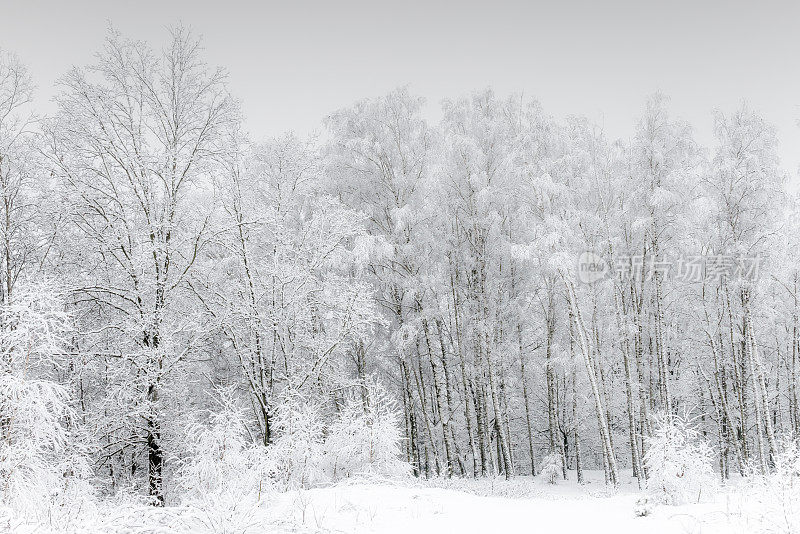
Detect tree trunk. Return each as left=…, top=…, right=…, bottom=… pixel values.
left=564, top=278, right=618, bottom=486
left=423, top=318, right=455, bottom=476
left=614, top=285, right=644, bottom=485
left=518, top=323, right=536, bottom=475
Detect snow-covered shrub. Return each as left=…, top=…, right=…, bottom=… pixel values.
left=177, top=386, right=266, bottom=500
left=634, top=496, right=651, bottom=517
left=643, top=412, right=716, bottom=505
left=267, top=381, right=409, bottom=489
left=177, top=379, right=408, bottom=503
left=323, top=381, right=410, bottom=481
left=538, top=453, right=562, bottom=485
left=174, top=387, right=273, bottom=533
left=266, top=389, right=326, bottom=490
left=735, top=438, right=800, bottom=534
left=0, top=281, right=95, bottom=525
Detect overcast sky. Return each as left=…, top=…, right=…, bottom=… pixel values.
left=3, top=0, right=800, bottom=179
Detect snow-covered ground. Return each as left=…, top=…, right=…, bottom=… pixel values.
left=250, top=471, right=748, bottom=534
left=9, top=470, right=782, bottom=534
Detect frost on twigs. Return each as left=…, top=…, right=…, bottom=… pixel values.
left=643, top=412, right=716, bottom=505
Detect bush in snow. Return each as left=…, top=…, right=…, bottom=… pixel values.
left=264, top=389, right=326, bottom=490
left=176, top=386, right=268, bottom=501
left=175, top=386, right=273, bottom=532
left=538, top=453, right=562, bottom=485
left=268, top=381, right=409, bottom=489
left=322, top=380, right=410, bottom=481
left=643, top=412, right=716, bottom=505
left=177, top=379, right=409, bottom=499
left=634, top=496, right=651, bottom=517
left=735, top=438, right=800, bottom=534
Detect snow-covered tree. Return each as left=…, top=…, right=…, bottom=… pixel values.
left=45, top=26, right=239, bottom=504
left=644, top=413, right=715, bottom=504
left=0, top=281, right=93, bottom=519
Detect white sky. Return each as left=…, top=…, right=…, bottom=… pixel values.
left=3, top=0, right=799, bottom=182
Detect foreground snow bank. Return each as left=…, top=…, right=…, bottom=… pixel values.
left=266, top=472, right=738, bottom=534
left=4, top=471, right=787, bottom=533
left=268, top=482, right=689, bottom=534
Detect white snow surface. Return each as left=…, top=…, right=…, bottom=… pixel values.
left=265, top=473, right=730, bottom=534
left=7, top=470, right=774, bottom=533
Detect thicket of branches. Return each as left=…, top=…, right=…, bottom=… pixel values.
left=1, top=26, right=800, bottom=517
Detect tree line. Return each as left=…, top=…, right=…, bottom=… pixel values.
left=0, top=27, right=797, bottom=505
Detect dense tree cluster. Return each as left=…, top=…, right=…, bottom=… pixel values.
left=1, top=28, right=798, bottom=510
